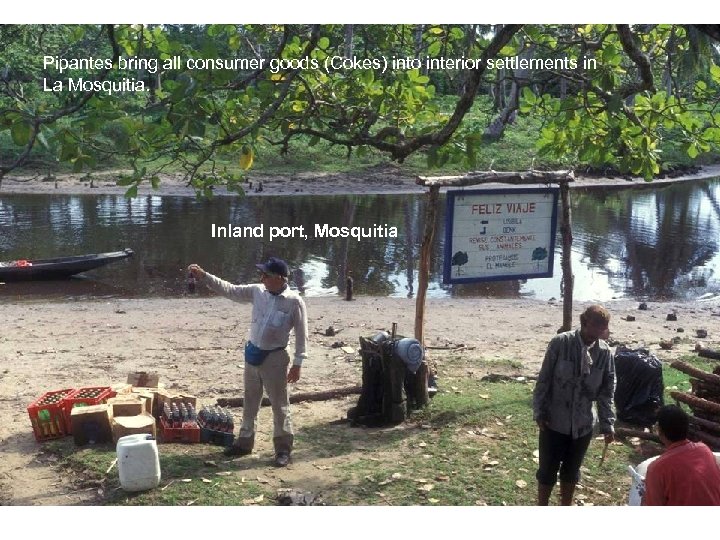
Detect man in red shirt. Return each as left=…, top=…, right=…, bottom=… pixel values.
left=643, top=405, right=720, bottom=505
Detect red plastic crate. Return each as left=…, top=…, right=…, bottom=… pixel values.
left=61, top=386, right=115, bottom=428
left=27, top=389, right=75, bottom=441
left=159, top=417, right=201, bottom=443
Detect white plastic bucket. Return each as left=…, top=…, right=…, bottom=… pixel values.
left=627, top=451, right=720, bottom=505
left=117, top=434, right=161, bottom=492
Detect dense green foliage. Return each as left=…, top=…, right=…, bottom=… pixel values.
left=1, top=24, right=719, bottom=195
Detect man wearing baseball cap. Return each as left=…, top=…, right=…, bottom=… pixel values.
left=187, top=257, right=308, bottom=467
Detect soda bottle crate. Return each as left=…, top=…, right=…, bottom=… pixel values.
left=159, top=417, right=201, bottom=443
left=62, top=386, right=115, bottom=428
left=200, top=426, right=234, bottom=446
left=27, top=388, right=75, bottom=441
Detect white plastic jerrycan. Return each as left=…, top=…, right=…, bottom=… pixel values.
left=116, top=434, right=161, bottom=491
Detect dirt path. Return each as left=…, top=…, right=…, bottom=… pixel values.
left=1, top=295, right=719, bottom=505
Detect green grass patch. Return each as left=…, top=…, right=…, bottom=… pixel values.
left=44, top=439, right=272, bottom=506
left=45, top=374, right=670, bottom=506
left=320, top=378, right=635, bottom=506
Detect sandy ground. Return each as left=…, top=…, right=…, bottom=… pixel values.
left=1, top=295, right=719, bottom=505
left=1, top=163, right=719, bottom=197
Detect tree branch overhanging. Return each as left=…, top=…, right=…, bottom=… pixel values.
left=0, top=25, right=121, bottom=184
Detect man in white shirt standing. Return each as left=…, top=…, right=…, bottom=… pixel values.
left=187, top=257, right=308, bottom=467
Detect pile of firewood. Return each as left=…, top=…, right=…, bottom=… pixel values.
left=670, top=357, right=720, bottom=450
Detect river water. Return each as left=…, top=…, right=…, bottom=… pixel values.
left=1, top=178, right=720, bottom=302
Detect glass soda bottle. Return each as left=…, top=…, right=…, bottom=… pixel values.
left=187, top=271, right=197, bottom=293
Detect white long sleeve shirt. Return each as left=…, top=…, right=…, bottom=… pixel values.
left=201, top=272, right=308, bottom=366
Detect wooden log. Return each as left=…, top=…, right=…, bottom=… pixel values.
left=698, top=348, right=720, bottom=361
left=690, top=379, right=720, bottom=401
left=216, top=385, right=362, bottom=408
left=690, top=428, right=720, bottom=451
left=670, top=391, right=720, bottom=416
left=689, top=415, right=720, bottom=435
left=615, top=427, right=661, bottom=443
left=694, top=410, right=720, bottom=425
left=670, top=360, right=720, bottom=387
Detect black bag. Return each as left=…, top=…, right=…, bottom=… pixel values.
left=347, top=337, right=408, bottom=427
left=613, top=346, right=664, bottom=427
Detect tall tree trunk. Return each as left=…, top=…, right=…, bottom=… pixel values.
left=484, top=45, right=535, bottom=141
left=344, top=25, right=354, bottom=59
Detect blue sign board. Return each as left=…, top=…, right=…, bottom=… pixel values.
left=444, top=187, right=559, bottom=284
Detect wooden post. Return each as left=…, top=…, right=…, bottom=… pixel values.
left=345, top=275, right=354, bottom=301
left=559, top=180, right=574, bottom=332
left=415, top=186, right=439, bottom=344
left=413, top=186, right=438, bottom=409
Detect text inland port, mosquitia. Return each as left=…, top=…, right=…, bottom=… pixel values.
left=211, top=223, right=399, bottom=242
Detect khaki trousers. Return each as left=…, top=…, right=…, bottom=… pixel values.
left=235, top=348, right=294, bottom=454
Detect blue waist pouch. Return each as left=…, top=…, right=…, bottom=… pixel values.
left=244, top=342, right=284, bottom=366
left=245, top=341, right=270, bottom=366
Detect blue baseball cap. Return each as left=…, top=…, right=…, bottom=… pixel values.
left=255, top=257, right=289, bottom=278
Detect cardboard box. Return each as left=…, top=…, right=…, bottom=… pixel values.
left=127, top=372, right=159, bottom=388
left=111, top=383, right=133, bottom=395
left=111, top=413, right=156, bottom=443
left=157, top=390, right=197, bottom=409
left=70, top=404, right=112, bottom=446
left=130, top=388, right=155, bottom=416
left=155, top=390, right=197, bottom=419
left=107, top=396, right=144, bottom=417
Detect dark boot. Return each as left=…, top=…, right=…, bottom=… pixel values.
left=537, top=483, right=553, bottom=506
left=224, top=435, right=254, bottom=457
left=273, top=434, right=294, bottom=455
left=273, top=435, right=294, bottom=466
left=559, top=482, right=576, bottom=506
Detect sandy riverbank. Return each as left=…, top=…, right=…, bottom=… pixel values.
left=1, top=295, right=719, bottom=504
left=2, top=163, right=719, bottom=198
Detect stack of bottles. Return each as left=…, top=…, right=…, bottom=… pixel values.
left=158, top=400, right=201, bottom=443
left=198, top=405, right=235, bottom=446
left=197, top=405, right=234, bottom=433
left=162, top=402, right=199, bottom=429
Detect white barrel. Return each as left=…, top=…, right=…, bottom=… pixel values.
left=627, top=456, right=659, bottom=506
left=627, top=451, right=720, bottom=505
left=117, top=434, right=161, bottom=491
